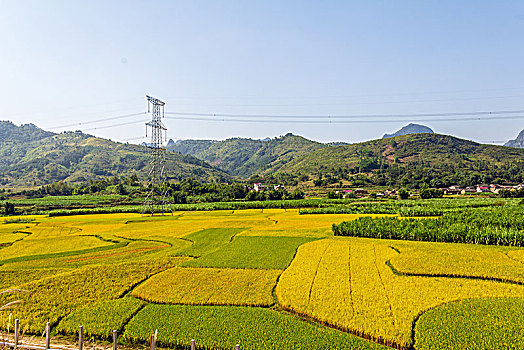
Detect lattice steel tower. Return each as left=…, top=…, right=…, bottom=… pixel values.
left=142, top=95, right=171, bottom=215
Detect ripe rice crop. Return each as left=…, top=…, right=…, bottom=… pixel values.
left=389, top=241, right=524, bottom=283
left=5, top=207, right=524, bottom=349
left=132, top=267, right=280, bottom=306
left=0, top=258, right=187, bottom=333
left=0, top=231, right=28, bottom=245
left=414, top=298, right=524, bottom=350
left=123, top=304, right=390, bottom=350
left=0, top=268, right=70, bottom=290
left=56, top=297, right=145, bottom=340
left=276, top=238, right=524, bottom=348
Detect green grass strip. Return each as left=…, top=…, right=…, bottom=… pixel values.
left=124, top=304, right=390, bottom=350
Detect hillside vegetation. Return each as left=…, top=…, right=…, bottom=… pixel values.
left=0, top=121, right=231, bottom=187
left=167, top=133, right=326, bottom=178
left=3, top=120, right=524, bottom=189
left=277, top=133, right=524, bottom=188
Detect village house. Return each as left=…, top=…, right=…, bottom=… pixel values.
left=443, top=187, right=462, bottom=195
left=461, top=187, right=477, bottom=195
left=476, top=186, right=490, bottom=193
left=253, top=183, right=265, bottom=192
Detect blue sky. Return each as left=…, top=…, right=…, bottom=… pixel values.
left=1, top=1, right=524, bottom=144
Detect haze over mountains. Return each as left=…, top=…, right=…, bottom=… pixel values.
left=1, top=120, right=524, bottom=187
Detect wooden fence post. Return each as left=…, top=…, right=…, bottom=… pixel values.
left=78, top=325, right=83, bottom=350
left=190, top=339, right=195, bottom=350
left=150, top=333, right=156, bottom=350
left=45, top=322, right=50, bottom=350
left=14, top=319, right=19, bottom=349
left=113, top=330, right=118, bottom=350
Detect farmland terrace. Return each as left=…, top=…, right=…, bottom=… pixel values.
left=1, top=200, right=523, bottom=349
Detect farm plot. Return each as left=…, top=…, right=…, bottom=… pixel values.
left=6, top=208, right=522, bottom=349
left=178, top=227, right=248, bottom=257
left=132, top=267, right=280, bottom=306
left=276, top=238, right=524, bottom=349
left=0, top=222, right=124, bottom=265
left=0, top=230, right=28, bottom=245
left=56, top=297, right=146, bottom=340
left=389, top=241, right=524, bottom=283
left=124, top=304, right=390, bottom=350
left=181, top=236, right=318, bottom=269
left=414, top=298, right=524, bottom=350
left=333, top=206, right=524, bottom=246
left=0, top=257, right=188, bottom=332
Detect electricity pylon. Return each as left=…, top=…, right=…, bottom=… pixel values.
left=142, top=95, right=171, bottom=216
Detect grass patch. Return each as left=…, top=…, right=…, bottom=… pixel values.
left=178, top=228, right=248, bottom=257
left=414, top=298, right=524, bottom=350
left=182, top=236, right=318, bottom=269
left=56, top=297, right=145, bottom=340
left=123, top=304, right=390, bottom=350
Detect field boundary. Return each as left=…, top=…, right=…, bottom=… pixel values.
left=385, top=259, right=524, bottom=286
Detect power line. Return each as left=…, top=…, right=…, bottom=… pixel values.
left=49, top=112, right=147, bottom=129
left=83, top=119, right=148, bottom=131
left=165, top=109, right=524, bottom=120
left=164, top=114, right=524, bottom=124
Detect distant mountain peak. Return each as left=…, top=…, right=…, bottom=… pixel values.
left=504, top=129, right=524, bottom=148
left=166, top=139, right=176, bottom=147
left=383, top=123, right=434, bottom=138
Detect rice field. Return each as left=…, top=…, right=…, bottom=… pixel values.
left=276, top=238, right=524, bottom=348
left=132, top=267, right=281, bottom=306
left=0, top=207, right=523, bottom=349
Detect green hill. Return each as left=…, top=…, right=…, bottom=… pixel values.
left=167, top=133, right=326, bottom=178
left=0, top=121, right=231, bottom=187
left=276, top=133, right=524, bottom=188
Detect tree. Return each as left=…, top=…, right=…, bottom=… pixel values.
left=289, top=189, right=305, bottom=200
left=4, top=202, right=15, bottom=215
left=419, top=188, right=443, bottom=199
left=172, top=191, right=187, bottom=204
left=327, top=191, right=343, bottom=199
left=116, top=183, right=127, bottom=195
left=398, top=189, right=409, bottom=200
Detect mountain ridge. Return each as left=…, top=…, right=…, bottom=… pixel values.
left=2, top=120, right=524, bottom=188
left=383, top=123, right=434, bottom=138
left=0, top=121, right=231, bottom=187
left=273, top=133, right=524, bottom=187
left=504, top=129, right=524, bottom=148
left=167, top=132, right=326, bottom=178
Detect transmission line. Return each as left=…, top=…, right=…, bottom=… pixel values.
left=164, top=114, right=524, bottom=124
left=165, top=109, right=524, bottom=119
left=49, top=112, right=146, bottom=129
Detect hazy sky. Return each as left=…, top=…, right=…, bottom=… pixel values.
left=1, top=1, right=524, bottom=144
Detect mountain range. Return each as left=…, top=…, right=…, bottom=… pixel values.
left=0, top=121, right=230, bottom=187
left=166, top=133, right=326, bottom=178
left=1, top=120, right=524, bottom=188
